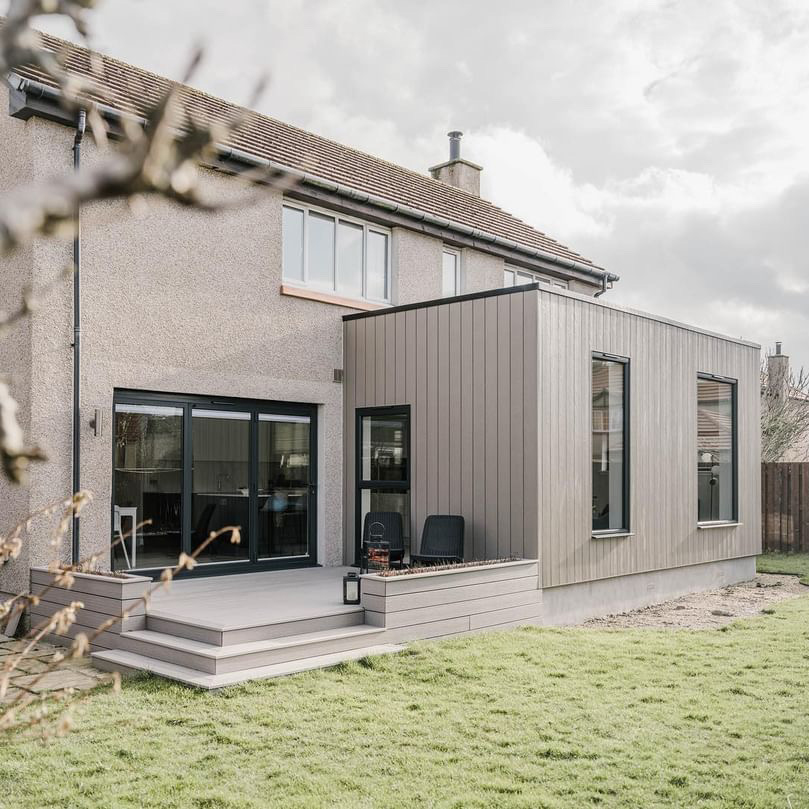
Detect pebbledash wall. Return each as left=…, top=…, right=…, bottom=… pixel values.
left=343, top=285, right=761, bottom=618
left=0, top=83, right=601, bottom=595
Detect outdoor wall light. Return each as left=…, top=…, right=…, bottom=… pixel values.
left=343, top=571, right=361, bottom=605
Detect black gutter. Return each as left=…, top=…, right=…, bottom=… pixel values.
left=8, top=73, right=619, bottom=287
left=71, top=108, right=86, bottom=564
left=342, top=282, right=541, bottom=321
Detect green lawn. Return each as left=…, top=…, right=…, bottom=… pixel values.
left=757, top=551, right=809, bottom=585
left=3, top=599, right=809, bottom=809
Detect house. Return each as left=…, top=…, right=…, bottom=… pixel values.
left=0, top=34, right=761, bottom=686
left=762, top=342, right=809, bottom=462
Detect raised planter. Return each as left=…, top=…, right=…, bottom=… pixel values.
left=29, top=567, right=151, bottom=650
left=361, top=559, right=541, bottom=641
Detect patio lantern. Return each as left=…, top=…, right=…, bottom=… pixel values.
left=343, top=571, right=361, bottom=605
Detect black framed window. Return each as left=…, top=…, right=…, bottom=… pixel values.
left=592, top=353, right=629, bottom=533
left=697, top=374, right=737, bottom=523
left=112, top=390, right=317, bottom=576
left=355, top=406, right=411, bottom=560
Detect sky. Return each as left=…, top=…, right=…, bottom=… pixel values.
left=29, top=0, right=809, bottom=369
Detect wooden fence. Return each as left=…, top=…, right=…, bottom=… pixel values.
left=762, top=462, right=809, bottom=552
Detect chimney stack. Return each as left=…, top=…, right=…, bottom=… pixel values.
left=767, top=341, right=790, bottom=399
left=429, top=131, right=483, bottom=197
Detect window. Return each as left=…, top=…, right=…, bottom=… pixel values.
left=592, top=354, right=629, bottom=533
left=504, top=266, right=568, bottom=290
left=282, top=203, right=391, bottom=302
left=442, top=249, right=460, bottom=297
left=356, top=407, right=411, bottom=559
left=697, top=375, right=737, bottom=523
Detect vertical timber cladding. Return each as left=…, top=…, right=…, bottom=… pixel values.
left=537, top=289, right=761, bottom=589
left=343, top=288, right=540, bottom=565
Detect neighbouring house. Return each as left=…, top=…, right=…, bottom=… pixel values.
left=0, top=33, right=761, bottom=686
left=761, top=342, right=809, bottom=462
left=760, top=342, right=809, bottom=554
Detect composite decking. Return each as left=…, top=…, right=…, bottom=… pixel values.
left=90, top=561, right=542, bottom=688
left=147, top=566, right=364, bottom=638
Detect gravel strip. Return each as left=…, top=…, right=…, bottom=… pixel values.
left=582, top=573, right=808, bottom=629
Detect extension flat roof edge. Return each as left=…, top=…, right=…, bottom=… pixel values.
left=343, top=283, right=761, bottom=350
left=2, top=21, right=612, bottom=279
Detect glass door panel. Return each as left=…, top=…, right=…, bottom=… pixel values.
left=192, top=409, right=250, bottom=563
left=113, top=404, right=182, bottom=569
left=357, top=409, right=410, bottom=560
left=258, top=414, right=311, bottom=559
left=360, top=413, right=408, bottom=482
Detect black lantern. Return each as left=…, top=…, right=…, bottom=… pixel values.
left=343, top=571, right=361, bottom=605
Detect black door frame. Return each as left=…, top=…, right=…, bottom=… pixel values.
left=112, top=389, right=318, bottom=579
left=354, top=404, right=411, bottom=564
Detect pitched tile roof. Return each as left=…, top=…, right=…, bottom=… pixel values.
left=10, top=29, right=605, bottom=273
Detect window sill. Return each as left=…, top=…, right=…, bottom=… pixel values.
left=280, top=284, right=389, bottom=311
left=592, top=531, right=634, bottom=539
left=697, top=521, right=742, bottom=530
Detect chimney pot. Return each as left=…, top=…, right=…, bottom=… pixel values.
left=448, top=130, right=463, bottom=160
left=775, top=341, right=783, bottom=355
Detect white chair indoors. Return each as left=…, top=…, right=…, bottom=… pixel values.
left=113, top=505, right=138, bottom=569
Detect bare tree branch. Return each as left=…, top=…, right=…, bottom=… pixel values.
left=0, top=378, right=46, bottom=484
left=761, top=357, right=809, bottom=462
left=0, top=2, right=296, bottom=483
left=0, top=0, right=95, bottom=78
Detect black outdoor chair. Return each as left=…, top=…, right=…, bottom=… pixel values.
left=411, top=515, right=465, bottom=565
left=362, top=511, right=405, bottom=568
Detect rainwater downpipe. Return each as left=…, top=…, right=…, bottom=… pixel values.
left=594, top=274, right=609, bottom=298
left=71, top=108, right=86, bottom=565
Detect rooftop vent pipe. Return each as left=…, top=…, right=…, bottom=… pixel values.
left=448, top=130, right=463, bottom=161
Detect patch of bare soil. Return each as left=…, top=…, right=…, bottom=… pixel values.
left=582, top=574, right=808, bottom=629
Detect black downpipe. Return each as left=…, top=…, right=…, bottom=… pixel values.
left=71, top=109, right=86, bottom=564
left=594, top=274, right=609, bottom=298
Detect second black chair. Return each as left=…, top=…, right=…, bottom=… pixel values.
left=411, top=514, right=465, bottom=566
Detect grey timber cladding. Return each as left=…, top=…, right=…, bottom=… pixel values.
left=344, top=287, right=761, bottom=588
left=343, top=288, right=540, bottom=564
left=537, top=290, right=760, bottom=589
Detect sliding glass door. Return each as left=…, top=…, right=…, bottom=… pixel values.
left=113, top=403, right=183, bottom=569
left=112, top=391, right=317, bottom=575
left=257, top=414, right=312, bottom=559
left=192, top=409, right=251, bottom=563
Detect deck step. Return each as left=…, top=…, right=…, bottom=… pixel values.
left=114, top=624, right=386, bottom=674
left=91, top=643, right=405, bottom=690
left=145, top=607, right=365, bottom=646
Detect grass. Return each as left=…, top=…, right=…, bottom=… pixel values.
left=757, top=551, right=809, bottom=585
left=2, top=599, right=809, bottom=809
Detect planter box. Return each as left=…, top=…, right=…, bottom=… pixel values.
left=29, top=567, right=151, bottom=650
left=361, top=559, right=541, bottom=641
